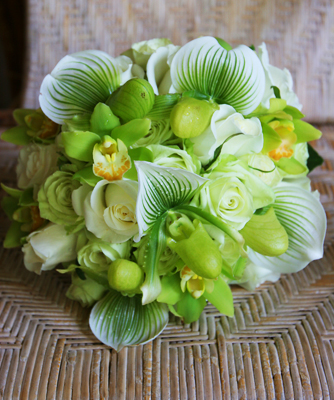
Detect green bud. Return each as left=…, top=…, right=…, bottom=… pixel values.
left=168, top=220, right=222, bottom=279
left=108, top=259, right=144, bottom=293
left=170, top=98, right=218, bottom=138
left=106, top=79, right=155, bottom=123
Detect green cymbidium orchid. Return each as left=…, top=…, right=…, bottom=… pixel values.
left=1, top=108, right=60, bottom=146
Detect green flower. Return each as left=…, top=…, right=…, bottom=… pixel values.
left=38, top=171, right=84, bottom=229
left=66, top=271, right=106, bottom=307
left=78, top=239, right=130, bottom=273
left=132, top=119, right=174, bottom=147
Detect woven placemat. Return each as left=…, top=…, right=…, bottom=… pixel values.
left=1, top=126, right=334, bottom=399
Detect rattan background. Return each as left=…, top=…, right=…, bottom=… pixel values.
left=0, top=127, right=333, bottom=399
left=24, top=0, right=334, bottom=123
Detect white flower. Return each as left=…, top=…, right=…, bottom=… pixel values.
left=237, top=261, right=280, bottom=291
left=146, top=44, right=180, bottom=95
left=257, top=42, right=302, bottom=110
left=190, top=105, right=263, bottom=164
left=245, top=154, right=282, bottom=187
left=16, top=143, right=58, bottom=197
left=131, top=38, right=173, bottom=69
left=200, top=176, right=254, bottom=230
left=22, top=223, right=78, bottom=274
left=147, top=144, right=200, bottom=174
left=83, top=179, right=138, bottom=243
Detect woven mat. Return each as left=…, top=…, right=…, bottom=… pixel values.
left=24, top=0, right=334, bottom=123
left=1, top=126, right=334, bottom=399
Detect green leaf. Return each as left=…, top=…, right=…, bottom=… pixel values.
left=140, top=215, right=167, bottom=304
left=62, top=131, right=101, bottom=162
left=170, top=36, right=265, bottom=114
left=261, top=122, right=282, bottom=153
left=3, top=221, right=26, bottom=248
left=1, top=126, right=30, bottom=145
left=146, top=94, right=181, bottom=120
left=1, top=183, right=22, bottom=199
left=240, top=207, right=288, bottom=256
left=39, top=50, right=127, bottom=124
left=1, top=196, right=20, bottom=220
left=124, top=147, right=154, bottom=181
left=248, top=185, right=326, bottom=273
left=204, top=276, right=234, bottom=316
left=19, top=188, right=37, bottom=206
left=157, top=273, right=183, bottom=305
left=135, top=162, right=207, bottom=238
left=283, top=106, right=305, bottom=119
left=111, top=119, right=151, bottom=147
left=72, top=166, right=103, bottom=186
left=90, top=103, right=120, bottom=136
left=215, top=37, right=233, bottom=51
left=76, top=268, right=86, bottom=280
left=89, top=290, right=169, bottom=351
left=293, top=120, right=322, bottom=143
left=307, top=143, right=324, bottom=172
left=176, top=291, right=206, bottom=324
left=271, top=85, right=281, bottom=99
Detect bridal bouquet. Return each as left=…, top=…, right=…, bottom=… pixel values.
left=1, top=37, right=326, bottom=351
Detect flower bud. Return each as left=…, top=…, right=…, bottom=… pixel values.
left=106, top=78, right=155, bottom=123
left=168, top=220, right=222, bottom=279
left=108, top=259, right=144, bottom=293
left=170, top=98, right=218, bottom=138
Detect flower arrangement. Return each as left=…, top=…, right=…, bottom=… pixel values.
left=1, top=37, right=326, bottom=351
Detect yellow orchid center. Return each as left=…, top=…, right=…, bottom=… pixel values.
left=93, top=137, right=131, bottom=181
left=25, top=109, right=59, bottom=139
left=268, top=120, right=297, bottom=161
left=180, top=266, right=214, bottom=299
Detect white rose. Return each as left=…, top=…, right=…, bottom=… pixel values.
left=147, top=144, right=200, bottom=174
left=237, top=261, right=280, bottom=291
left=257, top=42, right=302, bottom=110
left=246, top=154, right=282, bottom=187
left=190, top=105, right=263, bottom=164
left=83, top=179, right=138, bottom=243
left=131, top=38, right=173, bottom=69
left=146, top=44, right=180, bottom=95
left=22, top=223, right=78, bottom=274
left=200, top=176, right=254, bottom=230
left=16, top=143, right=58, bottom=197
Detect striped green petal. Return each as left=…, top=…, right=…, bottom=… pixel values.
left=170, top=37, right=265, bottom=114
left=135, top=161, right=207, bottom=239
left=39, top=50, right=131, bottom=124
left=89, top=290, right=169, bottom=351
left=248, top=185, right=326, bottom=273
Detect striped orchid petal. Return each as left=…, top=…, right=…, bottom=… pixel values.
left=90, top=290, right=169, bottom=351
left=39, top=50, right=133, bottom=124
left=248, top=185, right=326, bottom=273
left=170, top=37, right=265, bottom=115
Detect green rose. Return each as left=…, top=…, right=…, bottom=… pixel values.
left=66, top=271, right=107, bottom=307
left=200, top=176, right=254, bottom=230
left=133, top=119, right=174, bottom=147
left=78, top=240, right=130, bottom=273
left=147, top=144, right=200, bottom=174
left=38, top=171, right=84, bottom=229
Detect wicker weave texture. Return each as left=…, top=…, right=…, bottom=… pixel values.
left=0, top=127, right=334, bottom=399
left=24, top=0, right=334, bottom=123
